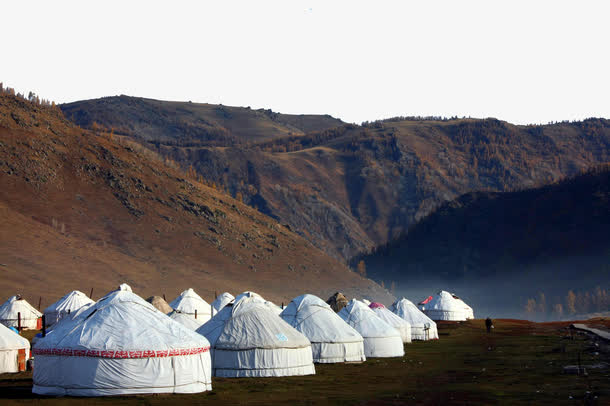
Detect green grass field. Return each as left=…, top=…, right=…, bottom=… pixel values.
left=1, top=319, right=608, bottom=405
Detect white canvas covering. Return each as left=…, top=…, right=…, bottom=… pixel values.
left=0, top=296, right=42, bottom=329
left=32, top=284, right=212, bottom=396
left=280, top=294, right=365, bottom=363
left=0, top=323, right=30, bottom=373
left=391, top=298, right=439, bottom=340
left=43, top=290, right=95, bottom=327
left=169, top=288, right=212, bottom=323
left=234, top=291, right=283, bottom=315
left=197, top=295, right=315, bottom=377
left=421, top=291, right=474, bottom=321
left=338, top=300, right=404, bottom=358
left=368, top=303, right=412, bottom=343
left=169, top=310, right=204, bottom=330
left=211, top=292, right=234, bottom=315
left=455, top=298, right=475, bottom=319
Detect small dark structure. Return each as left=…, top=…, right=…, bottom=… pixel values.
left=146, top=296, right=173, bottom=314
left=327, top=292, right=349, bottom=313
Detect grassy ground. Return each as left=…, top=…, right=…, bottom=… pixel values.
left=1, top=319, right=608, bottom=405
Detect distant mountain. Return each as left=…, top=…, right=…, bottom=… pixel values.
left=352, top=166, right=610, bottom=304
left=61, top=97, right=610, bottom=262
left=0, top=93, right=391, bottom=306
left=61, top=95, right=344, bottom=145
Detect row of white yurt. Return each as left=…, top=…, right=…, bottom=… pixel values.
left=0, top=296, right=42, bottom=329
left=0, top=323, right=30, bottom=373
left=26, top=286, right=445, bottom=397
left=32, top=284, right=212, bottom=396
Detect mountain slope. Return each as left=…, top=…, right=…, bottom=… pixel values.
left=61, top=95, right=344, bottom=145
left=0, top=94, right=391, bottom=307
left=60, top=97, right=610, bottom=261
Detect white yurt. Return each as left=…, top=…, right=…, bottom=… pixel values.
left=234, top=291, right=283, bottom=315
left=0, top=295, right=42, bottom=330
left=169, top=288, right=212, bottom=323
left=43, top=290, right=95, bottom=327
left=197, top=295, right=315, bottom=377
left=211, top=292, right=234, bottom=315
left=368, top=302, right=412, bottom=343
left=455, top=297, right=475, bottom=320
left=32, top=284, right=212, bottom=396
left=0, top=323, right=30, bottom=373
left=391, top=298, right=439, bottom=340
left=361, top=299, right=371, bottom=305
left=420, top=291, right=473, bottom=321
left=338, top=299, right=404, bottom=358
left=280, top=294, right=366, bottom=363
left=169, top=310, right=204, bottom=330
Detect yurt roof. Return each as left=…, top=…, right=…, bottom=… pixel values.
left=169, top=288, right=211, bottom=314
left=423, top=291, right=468, bottom=312
left=281, top=294, right=362, bottom=344
left=34, top=284, right=210, bottom=354
left=391, top=298, right=436, bottom=327
left=168, top=310, right=204, bottom=330
left=369, top=303, right=411, bottom=329
left=44, top=291, right=94, bottom=314
left=0, top=296, right=42, bottom=319
left=0, top=322, right=30, bottom=350
left=338, top=299, right=400, bottom=339
left=211, top=292, right=235, bottom=312
left=197, top=296, right=310, bottom=351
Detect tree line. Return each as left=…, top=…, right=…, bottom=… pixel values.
left=0, top=82, right=57, bottom=108
left=524, top=286, right=609, bottom=319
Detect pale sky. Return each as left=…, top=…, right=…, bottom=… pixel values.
left=2, top=0, right=608, bottom=125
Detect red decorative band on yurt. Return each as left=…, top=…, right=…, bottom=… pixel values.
left=33, top=346, right=210, bottom=359
left=369, top=302, right=385, bottom=309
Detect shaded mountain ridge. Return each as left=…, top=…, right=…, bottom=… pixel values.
left=353, top=165, right=610, bottom=289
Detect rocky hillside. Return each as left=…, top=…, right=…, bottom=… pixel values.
left=0, top=94, right=392, bottom=308
left=61, top=97, right=610, bottom=261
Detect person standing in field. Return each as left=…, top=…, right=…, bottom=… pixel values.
left=485, top=317, right=493, bottom=333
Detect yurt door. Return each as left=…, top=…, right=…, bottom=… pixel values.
left=17, top=349, right=27, bottom=372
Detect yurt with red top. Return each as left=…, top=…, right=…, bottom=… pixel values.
left=32, top=284, right=212, bottom=396
left=419, top=291, right=474, bottom=321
